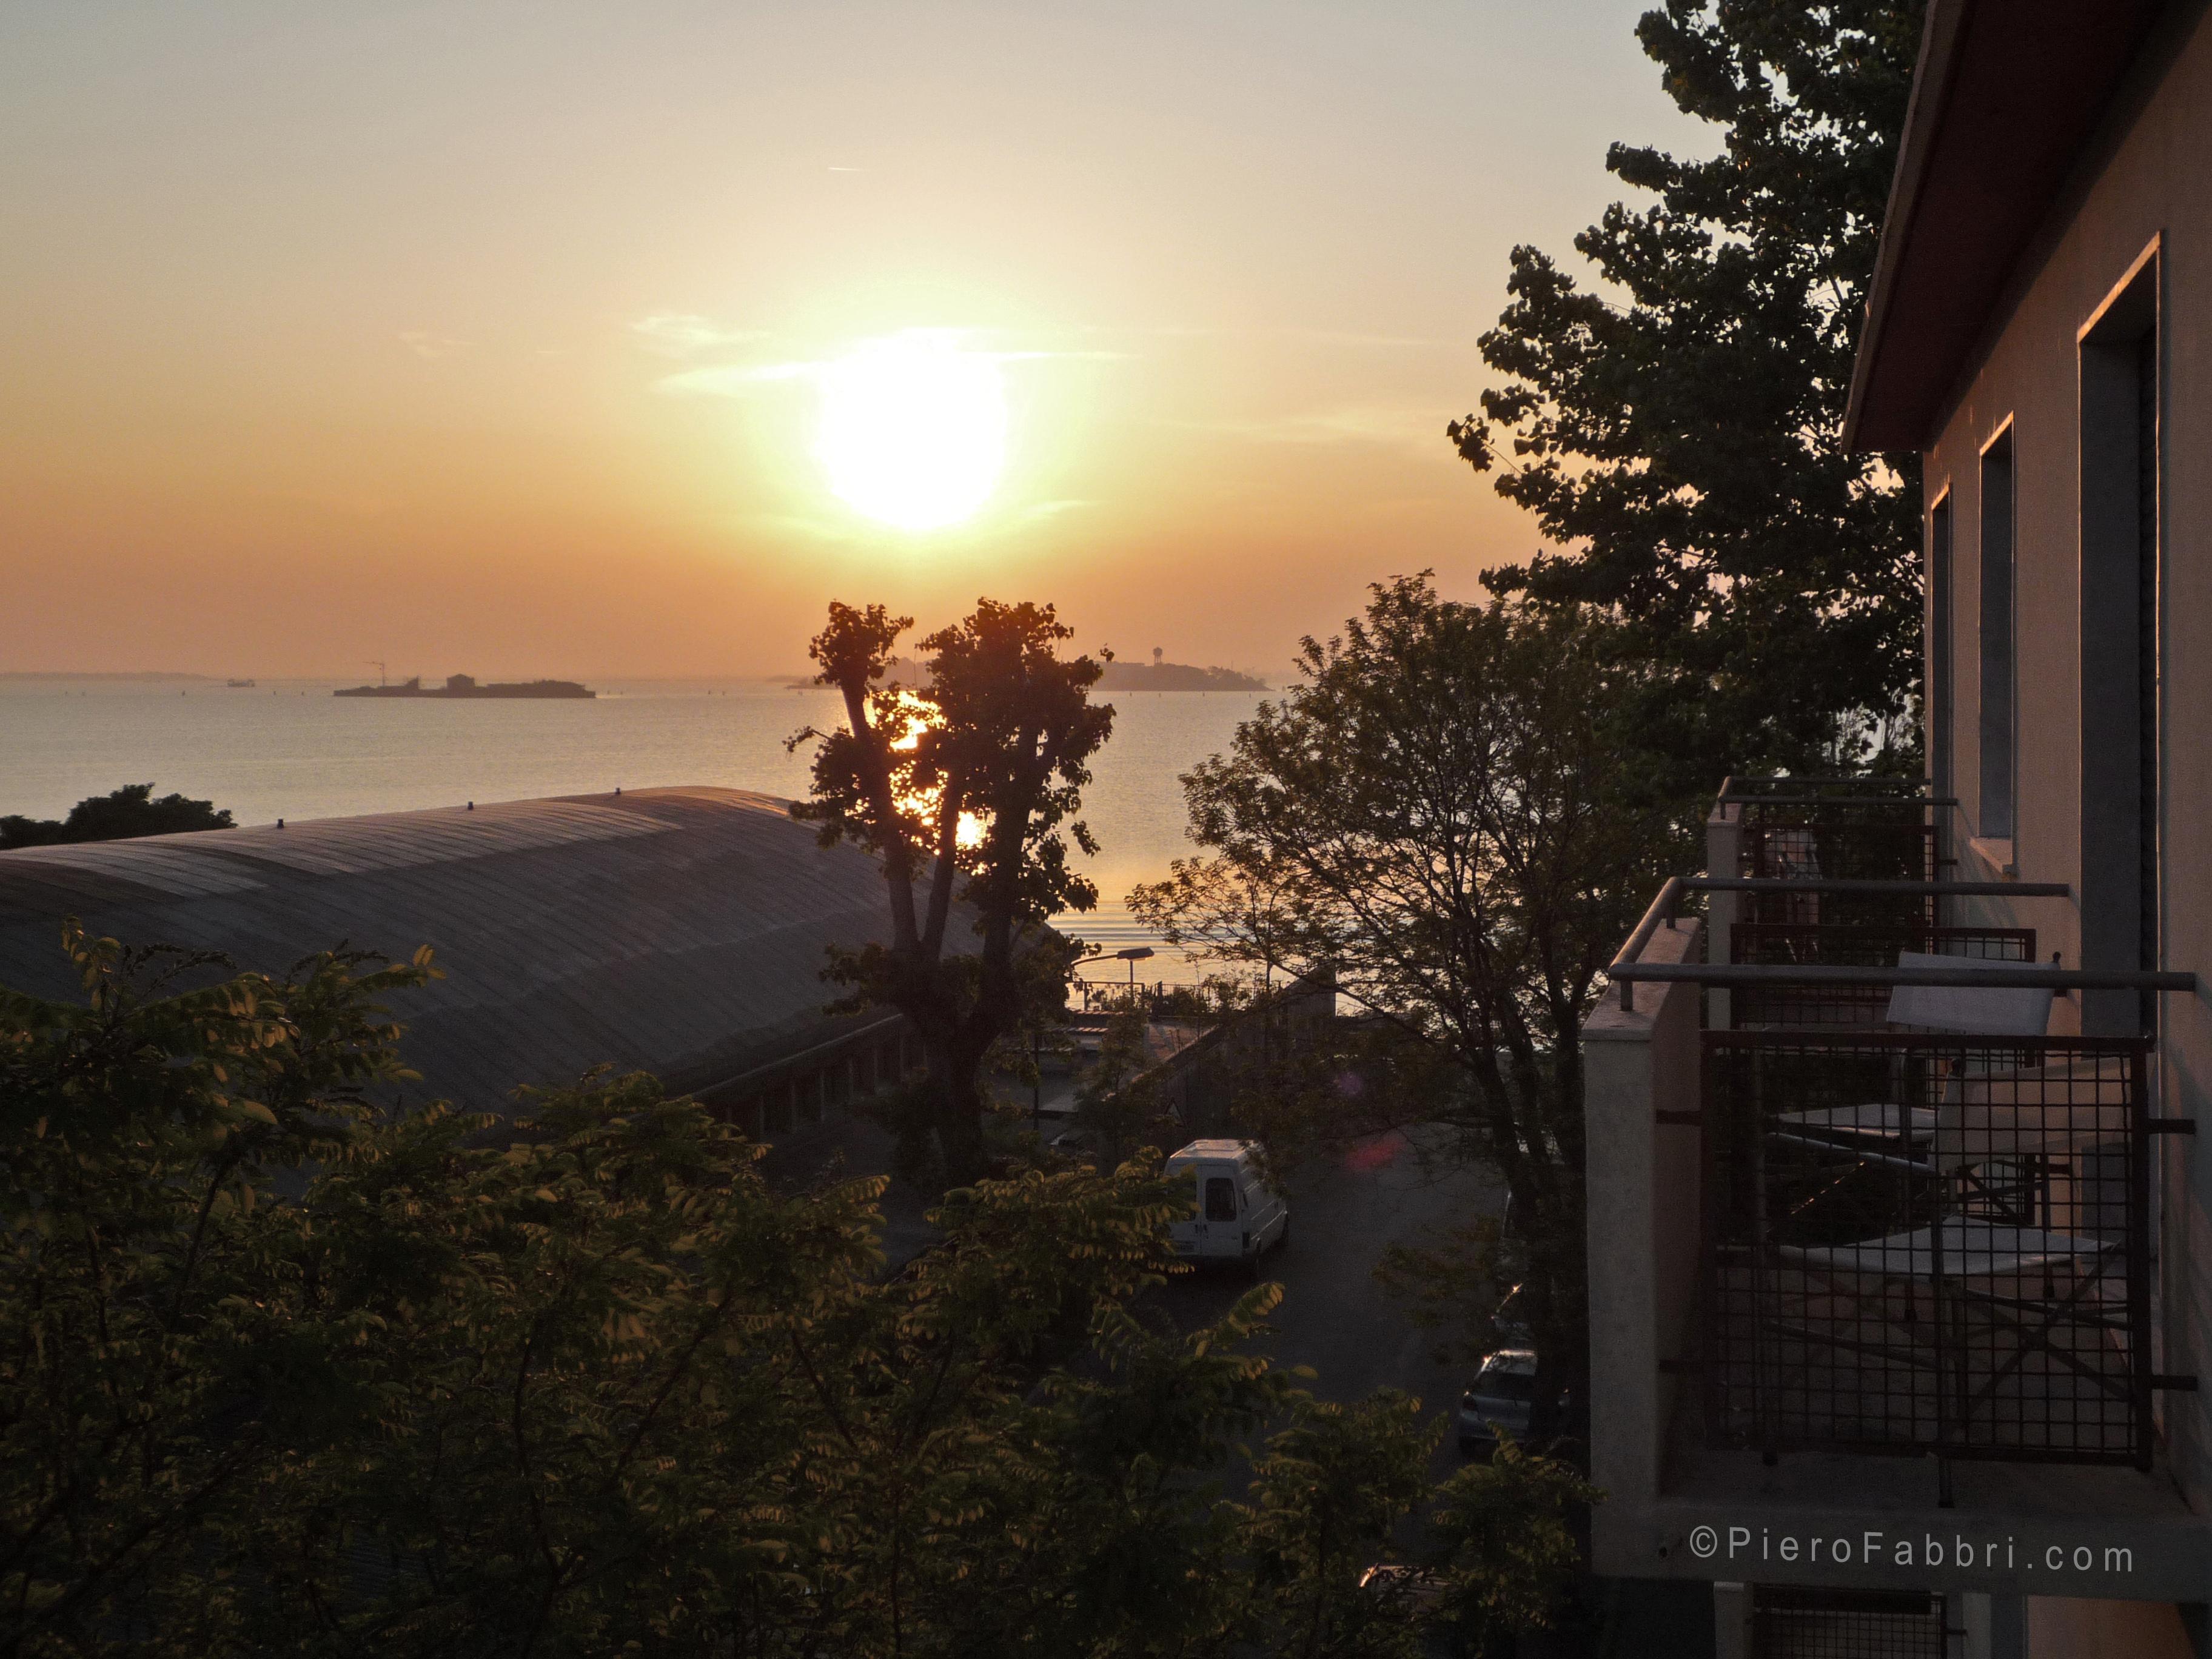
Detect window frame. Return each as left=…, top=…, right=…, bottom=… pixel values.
left=1976, top=420, right=2019, bottom=846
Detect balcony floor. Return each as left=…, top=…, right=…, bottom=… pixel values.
left=1661, top=1436, right=2196, bottom=1523
left=1584, top=1392, right=2212, bottom=1598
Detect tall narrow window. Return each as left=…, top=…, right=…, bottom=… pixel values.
left=1929, top=494, right=1954, bottom=800
left=1977, top=431, right=2016, bottom=840
left=2079, top=247, right=2160, bottom=1035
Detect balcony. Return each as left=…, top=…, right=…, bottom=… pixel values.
left=1720, top=773, right=1957, bottom=890
left=1582, top=779, right=2207, bottom=1601
left=1706, top=1028, right=2149, bottom=1468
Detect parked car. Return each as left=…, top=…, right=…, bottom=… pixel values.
left=1458, top=1348, right=1546, bottom=1454
left=1165, top=1138, right=1289, bottom=1276
left=1490, top=1281, right=1532, bottom=1347
left=1356, top=1562, right=1446, bottom=1612
left=1047, top=1122, right=1104, bottom=1159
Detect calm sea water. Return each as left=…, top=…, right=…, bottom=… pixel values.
left=0, top=678, right=1269, bottom=971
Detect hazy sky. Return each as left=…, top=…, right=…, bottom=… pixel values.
left=1, top=2, right=1703, bottom=680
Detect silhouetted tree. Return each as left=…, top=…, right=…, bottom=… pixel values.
left=1451, top=0, right=1926, bottom=776
left=1, top=782, right=233, bottom=850
left=789, top=599, right=1115, bottom=1187
left=1134, top=576, right=1683, bottom=1445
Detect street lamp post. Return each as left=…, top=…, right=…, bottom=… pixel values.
left=1113, top=945, right=1156, bottom=1003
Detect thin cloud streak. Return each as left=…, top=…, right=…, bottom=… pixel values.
left=640, top=321, right=1125, bottom=399
left=630, top=313, right=769, bottom=358
left=1161, top=406, right=1448, bottom=454
left=397, top=330, right=468, bottom=360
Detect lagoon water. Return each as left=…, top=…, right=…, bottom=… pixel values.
left=0, top=677, right=1270, bottom=965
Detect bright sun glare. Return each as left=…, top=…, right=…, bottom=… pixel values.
left=815, top=332, right=1007, bottom=532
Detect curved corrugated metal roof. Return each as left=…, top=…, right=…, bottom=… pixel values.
left=0, top=787, right=958, bottom=1108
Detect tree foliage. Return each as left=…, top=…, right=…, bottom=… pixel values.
left=1067, top=1004, right=1170, bottom=1171
left=789, top=600, right=1114, bottom=1185
left=1450, top=0, right=1927, bottom=776
left=0, top=928, right=433, bottom=1651
left=1133, top=577, right=1683, bottom=1443
left=1, top=927, right=1595, bottom=1657
left=0, top=783, right=234, bottom=850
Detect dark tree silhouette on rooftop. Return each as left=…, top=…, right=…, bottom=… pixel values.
left=0, top=783, right=233, bottom=850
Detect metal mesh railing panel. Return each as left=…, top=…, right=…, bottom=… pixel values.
left=1743, top=820, right=1943, bottom=884
left=1752, top=1588, right=1952, bottom=1659
left=1734, top=798, right=1953, bottom=924
left=1704, top=1033, right=2150, bottom=1465
left=1729, top=926, right=2036, bottom=1029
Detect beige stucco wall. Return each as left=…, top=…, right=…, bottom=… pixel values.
left=2029, top=1595, right=2196, bottom=1659
left=1920, top=5, right=2212, bottom=1522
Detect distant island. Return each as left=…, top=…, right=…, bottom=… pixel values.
left=780, top=649, right=1266, bottom=693
left=1098, top=652, right=1268, bottom=692
left=334, top=674, right=596, bottom=700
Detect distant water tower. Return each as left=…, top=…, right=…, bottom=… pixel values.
left=1152, top=647, right=1163, bottom=666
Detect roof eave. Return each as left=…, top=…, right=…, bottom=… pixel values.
left=1843, top=0, right=1972, bottom=455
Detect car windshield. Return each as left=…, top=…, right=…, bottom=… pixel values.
left=1477, top=1370, right=1536, bottom=1403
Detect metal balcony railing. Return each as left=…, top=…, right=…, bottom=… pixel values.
left=1605, top=877, right=2125, bottom=1016
left=1610, top=885, right=2176, bottom=1013
left=1751, top=1587, right=1956, bottom=1659
left=1598, top=773, right=2204, bottom=1470
left=1705, top=1030, right=2152, bottom=1467
left=1716, top=776, right=1957, bottom=921
left=1730, top=922, right=2039, bottom=1030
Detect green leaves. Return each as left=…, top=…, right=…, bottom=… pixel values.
left=1427, top=1438, right=1601, bottom=1642
left=1460, top=0, right=1928, bottom=777
left=3, top=929, right=1599, bottom=1657
left=0, top=928, right=435, bottom=1657
left=1242, top=1392, right=1439, bottom=1656
left=1137, top=578, right=1678, bottom=1461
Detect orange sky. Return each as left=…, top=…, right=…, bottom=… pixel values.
left=0, top=3, right=1698, bottom=682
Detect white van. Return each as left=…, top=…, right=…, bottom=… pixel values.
left=1165, top=1139, right=1289, bottom=1273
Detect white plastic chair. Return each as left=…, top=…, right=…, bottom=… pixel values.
left=1884, top=950, right=2054, bottom=1037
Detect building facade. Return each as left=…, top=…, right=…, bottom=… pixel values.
left=1587, top=3, right=2212, bottom=1654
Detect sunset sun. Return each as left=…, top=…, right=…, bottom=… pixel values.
left=814, top=332, right=1007, bottom=531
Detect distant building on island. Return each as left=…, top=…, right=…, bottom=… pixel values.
left=1097, top=648, right=1267, bottom=693
left=783, top=648, right=1265, bottom=694
left=334, top=674, right=596, bottom=699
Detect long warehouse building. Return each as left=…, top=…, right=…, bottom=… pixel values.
left=0, top=786, right=951, bottom=1136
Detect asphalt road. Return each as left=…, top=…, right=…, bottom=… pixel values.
left=1147, top=1126, right=1507, bottom=1483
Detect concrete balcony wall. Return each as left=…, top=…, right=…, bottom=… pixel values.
left=1585, top=913, right=1706, bottom=1567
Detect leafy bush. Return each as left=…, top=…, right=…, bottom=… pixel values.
left=2, top=927, right=1595, bottom=1657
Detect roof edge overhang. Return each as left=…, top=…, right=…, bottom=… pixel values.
left=1840, top=0, right=1969, bottom=454
left=1843, top=0, right=2176, bottom=454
